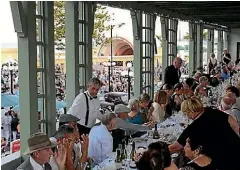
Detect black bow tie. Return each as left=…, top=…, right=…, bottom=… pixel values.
left=89, top=96, right=97, bottom=100
left=86, top=93, right=97, bottom=100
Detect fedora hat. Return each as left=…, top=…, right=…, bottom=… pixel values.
left=24, top=132, right=57, bottom=155
left=59, top=114, right=80, bottom=123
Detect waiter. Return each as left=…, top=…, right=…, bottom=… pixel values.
left=164, top=57, right=182, bottom=87
left=68, top=77, right=103, bottom=136
left=223, top=48, right=231, bottom=65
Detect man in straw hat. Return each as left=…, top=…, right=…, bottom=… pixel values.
left=114, top=104, right=152, bottom=133
left=111, top=104, right=152, bottom=151
left=16, top=132, right=67, bottom=170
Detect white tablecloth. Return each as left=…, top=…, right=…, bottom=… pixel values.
left=1, top=151, right=20, bottom=165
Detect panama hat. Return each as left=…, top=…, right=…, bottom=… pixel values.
left=24, top=132, right=57, bottom=155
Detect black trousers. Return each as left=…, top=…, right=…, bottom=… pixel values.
left=111, top=129, right=126, bottom=152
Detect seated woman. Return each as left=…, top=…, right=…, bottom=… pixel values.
left=136, top=141, right=178, bottom=170
left=139, top=93, right=152, bottom=122
left=161, top=84, right=175, bottom=117
left=194, top=76, right=209, bottom=98
left=152, top=90, right=168, bottom=122
left=169, top=97, right=240, bottom=170
left=126, top=98, right=144, bottom=125
left=180, top=137, right=215, bottom=170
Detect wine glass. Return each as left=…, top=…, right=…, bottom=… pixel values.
left=79, top=162, right=88, bottom=170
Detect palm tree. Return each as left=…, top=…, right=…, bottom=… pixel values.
left=183, top=31, right=208, bottom=41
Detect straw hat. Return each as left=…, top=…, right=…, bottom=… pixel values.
left=24, top=132, right=57, bottom=155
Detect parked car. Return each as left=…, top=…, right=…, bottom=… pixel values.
left=100, top=101, right=114, bottom=114
left=104, top=92, right=133, bottom=105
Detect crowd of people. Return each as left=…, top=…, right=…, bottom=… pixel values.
left=2, top=47, right=240, bottom=170
left=13, top=49, right=240, bottom=170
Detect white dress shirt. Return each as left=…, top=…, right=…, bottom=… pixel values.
left=88, top=124, right=113, bottom=164
left=48, top=157, right=59, bottom=170
left=30, top=156, right=44, bottom=170
left=68, top=91, right=102, bottom=128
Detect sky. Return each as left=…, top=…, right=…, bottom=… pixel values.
left=0, top=1, right=189, bottom=48
left=0, top=1, right=18, bottom=46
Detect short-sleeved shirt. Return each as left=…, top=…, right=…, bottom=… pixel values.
left=177, top=107, right=240, bottom=170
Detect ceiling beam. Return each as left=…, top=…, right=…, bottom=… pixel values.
left=97, top=1, right=231, bottom=28
left=203, top=24, right=229, bottom=32
left=142, top=2, right=240, bottom=7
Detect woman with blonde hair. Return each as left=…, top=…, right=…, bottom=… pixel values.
left=126, top=98, right=144, bottom=125
left=169, top=97, right=240, bottom=170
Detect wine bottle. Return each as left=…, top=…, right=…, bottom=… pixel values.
left=153, top=124, right=160, bottom=139
left=85, top=158, right=93, bottom=170
left=115, top=148, right=122, bottom=163
left=130, top=141, right=135, bottom=161
left=121, top=141, right=127, bottom=160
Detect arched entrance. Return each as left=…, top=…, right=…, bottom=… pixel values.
left=97, top=36, right=133, bottom=56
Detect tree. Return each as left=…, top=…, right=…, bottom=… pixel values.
left=53, top=2, right=113, bottom=50
left=183, top=31, right=208, bottom=41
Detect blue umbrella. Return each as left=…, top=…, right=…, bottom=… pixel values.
left=12, top=99, right=66, bottom=112
left=1, top=94, right=19, bottom=107
left=56, top=100, right=66, bottom=109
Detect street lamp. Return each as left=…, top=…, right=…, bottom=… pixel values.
left=3, top=62, right=18, bottom=94
left=126, top=62, right=133, bottom=101
left=107, top=61, right=116, bottom=92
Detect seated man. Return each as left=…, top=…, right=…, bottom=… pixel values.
left=227, top=92, right=240, bottom=126
left=16, top=132, right=67, bottom=170
left=114, top=104, right=151, bottom=133
left=88, top=112, right=116, bottom=164
left=112, top=104, right=152, bottom=151
left=221, top=65, right=230, bottom=81
left=194, top=76, right=209, bottom=97
left=58, top=114, right=89, bottom=168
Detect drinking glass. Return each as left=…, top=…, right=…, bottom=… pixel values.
left=79, top=162, right=88, bottom=170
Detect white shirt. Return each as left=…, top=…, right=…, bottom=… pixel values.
left=68, top=91, right=102, bottom=128
left=152, top=102, right=165, bottom=122
left=48, top=157, right=59, bottom=170
left=30, top=156, right=44, bottom=170
left=3, top=115, right=11, bottom=130
left=88, top=124, right=113, bottom=164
